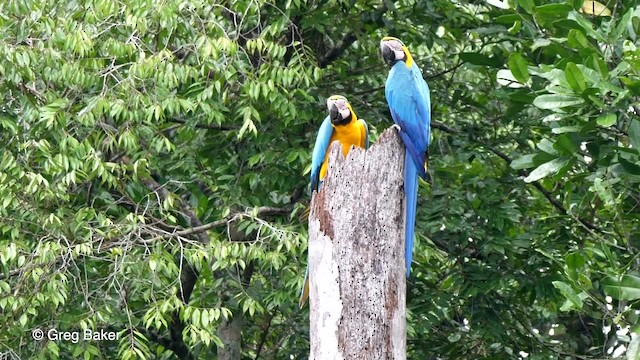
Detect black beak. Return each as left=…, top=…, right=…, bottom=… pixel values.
left=382, top=44, right=395, bottom=65
left=329, top=104, right=340, bottom=122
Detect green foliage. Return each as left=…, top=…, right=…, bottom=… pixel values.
left=405, top=0, right=640, bottom=358
left=1, top=0, right=639, bottom=358
left=0, top=0, right=314, bottom=358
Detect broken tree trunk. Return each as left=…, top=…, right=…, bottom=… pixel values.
left=308, top=128, right=406, bottom=359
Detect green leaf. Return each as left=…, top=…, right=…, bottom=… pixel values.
left=619, top=157, right=640, bottom=175
left=192, top=308, right=201, bottom=327
left=149, top=258, right=157, bottom=272
left=533, top=94, right=584, bottom=109
left=459, top=52, right=502, bottom=68
left=0, top=115, right=19, bottom=135
left=535, top=4, right=573, bottom=27
left=532, top=38, right=552, bottom=51
left=552, top=125, right=582, bottom=134
left=553, top=134, right=577, bottom=155
left=565, top=252, right=585, bottom=269
left=47, top=340, right=60, bottom=357
left=565, top=62, right=586, bottom=92
left=633, top=17, right=640, bottom=42
left=596, top=113, right=617, bottom=127
left=612, top=6, right=633, bottom=40
left=518, top=0, right=535, bottom=13
left=537, top=138, right=559, bottom=155
left=567, top=0, right=585, bottom=10
left=448, top=333, right=461, bottom=342
left=508, top=21, right=522, bottom=34
left=524, top=158, right=570, bottom=183
left=620, top=77, right=640, bottom=96
left=586, top=54, right=608, bottom=79
left=591, top=178, right=615, bottom=207
left=533, top=151, right=557, bottom=166
left=601, top=275, right=640, bottom=300
left=552, top=281, right=583, bottom=310
left=535, top=4, right=572, bottom=16
left=201, top=308, right=210, bottom=327
left=510, top=154, right=536, bottom=170
left=568, top=11, right=607, bottom=42
left=495, top=14, right=521, bottom=25
left=2, top=195, right=12, bottom=209
left=567, top=29, right=593, bottom=49
left=627, top=333, right=640, bottom=360
left=508, top=53, right=530, bottom=83
left=553, top=19, right=583, bottom=32
left=629, top=119, right=640, bottom=149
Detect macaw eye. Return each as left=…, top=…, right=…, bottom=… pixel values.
left=336, top=99, right=346, bottom=108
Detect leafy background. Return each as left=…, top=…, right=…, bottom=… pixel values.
left=1, top=0, right=640, bottom=359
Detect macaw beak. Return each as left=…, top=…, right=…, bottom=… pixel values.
left=381, top=43, right=395, bottom=66
left=329, top=103, right=340, bottom=123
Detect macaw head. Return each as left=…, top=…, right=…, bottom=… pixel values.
left=326, top=95, right=356, bottom=126
left=380, top=36, right=414, bottom=68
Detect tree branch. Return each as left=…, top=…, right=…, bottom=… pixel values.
left=119, top=157, right=296, bottom=358
left=422, top=120, right=601, bottom=231
left=254, top=311, right=274, bottom=360
left=395, top=115, right=604, bottom=232
left=431, top=120, right=457, bottom=135
left=141, top=206, right=293, bottom=244
left=318, top=33, right=357, bottom=68
left=119, top=157, right=207, bottom=359
left=425, top=61, right=465, bottom=80
left=316, top=3, right=389, bottom=68
left=349, top=62, right=464, bottom=96
left=17, top=82, right=45, bottom=104
left=488, top=147, right=600, bottom=232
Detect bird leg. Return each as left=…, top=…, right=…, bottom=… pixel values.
left=392, top=124, right=402, bottom=132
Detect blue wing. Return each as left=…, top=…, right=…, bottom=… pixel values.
left=385, top=62, right=432, bottom=278
left=386, top=63, right=431, bottom=180
left=301, top=116, right=334, bottom=307
left=362, top=119, right=370, bottom=149
left=310, top=116, right=334, bottom=191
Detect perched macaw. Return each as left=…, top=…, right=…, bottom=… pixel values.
left=299, top=95, right=369, bottom=307
left=380, top=36, right=431, bottom=277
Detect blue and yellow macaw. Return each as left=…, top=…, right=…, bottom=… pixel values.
left=299, top=95, right=369, bottom=307
left=380, top=36, right=431, bottom=277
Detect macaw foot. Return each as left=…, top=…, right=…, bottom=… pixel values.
left=392, top=124, right=402, bottom=132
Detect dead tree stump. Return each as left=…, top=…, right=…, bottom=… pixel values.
left=308, top=128, right=406, bottom=359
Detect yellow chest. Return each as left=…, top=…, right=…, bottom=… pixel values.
left=319, top=121, right=366, bottom=181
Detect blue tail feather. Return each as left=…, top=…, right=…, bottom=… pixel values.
left=404, top=150, right=418, bottom=278
left=398, top=130, right=427, bottom=180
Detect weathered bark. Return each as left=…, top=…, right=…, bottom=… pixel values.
left=308, top=128, right=406, bottom=359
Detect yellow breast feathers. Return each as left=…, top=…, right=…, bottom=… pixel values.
left=319, top=118, right=367, bottom=181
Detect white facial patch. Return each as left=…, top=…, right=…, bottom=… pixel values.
left=328, top=97, right=351, bottom=120
left=335, top=98, right=350, bottom=119
left=385, top=40, right=406, bottom=61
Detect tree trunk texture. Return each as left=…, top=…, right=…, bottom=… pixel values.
left=217, top=312, right=244, bottom=360
left=308, top=128, right=407, bottom=359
